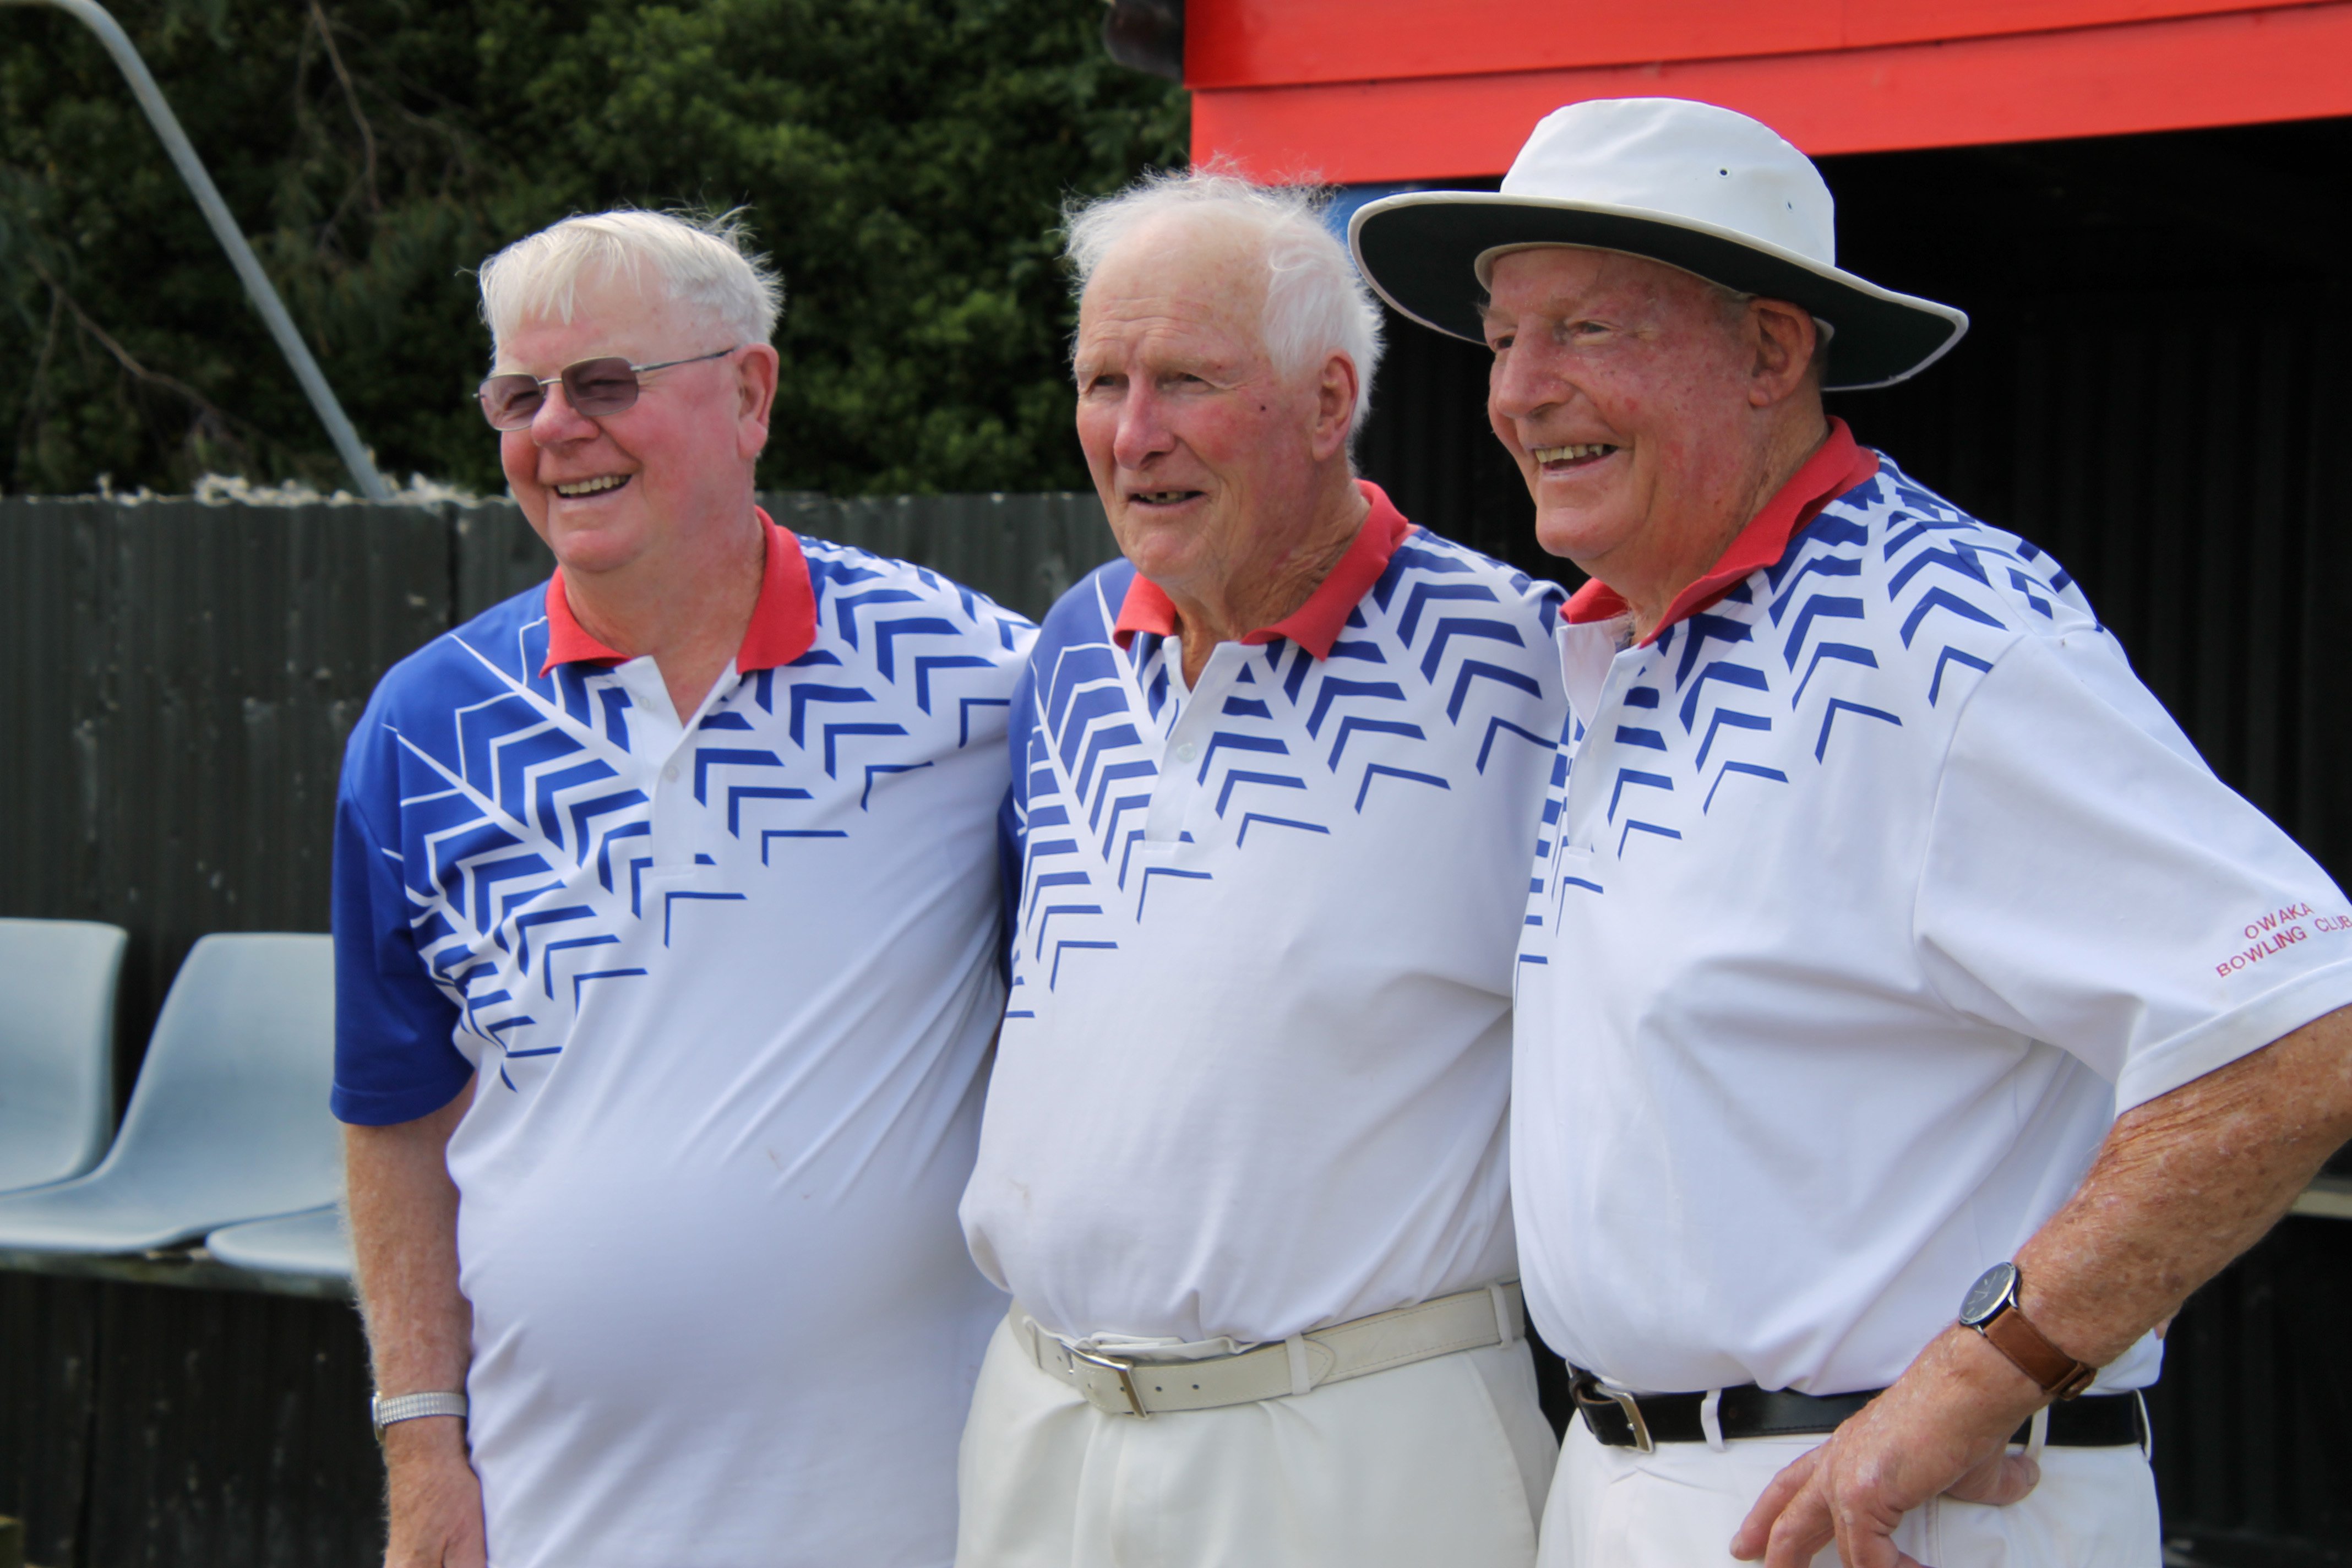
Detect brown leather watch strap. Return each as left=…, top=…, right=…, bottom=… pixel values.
left=1978, top=1303, right=2097, bottom=1400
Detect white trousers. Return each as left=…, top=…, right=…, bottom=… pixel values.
left=1540, top=1415, right=2162, bottom=1568
left=956, top=1315, right=1558, bottom=1568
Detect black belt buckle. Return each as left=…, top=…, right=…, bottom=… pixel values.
left=1571, top=1368, right=1656, bottom=1453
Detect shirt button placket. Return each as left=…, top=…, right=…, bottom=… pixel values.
left=1149, top=658, right=1224, bottom=844
left=1565, top=651, right=1645, bottom=843
left=650, top=744, right=694, bottom=867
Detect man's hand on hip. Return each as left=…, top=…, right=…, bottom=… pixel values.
left=383, top=1417, right=487, bottom=1568
left=1729, top=1325, right=2044, bottom=1568
left=1736, top=1004, right=2352, bottom=1565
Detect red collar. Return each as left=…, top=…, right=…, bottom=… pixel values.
left=540, top=507, right=818, bottom=677
left=1112, top=480, right=1414, bottom=660
left=1564, top=419, right=1880, bottom=645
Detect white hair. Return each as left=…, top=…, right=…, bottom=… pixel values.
left=477, top=208, right=783, bottom=355
left=1064, top=170, right=1386, bottom=436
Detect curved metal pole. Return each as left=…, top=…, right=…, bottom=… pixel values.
left=3, top=0, right=392, bottom=499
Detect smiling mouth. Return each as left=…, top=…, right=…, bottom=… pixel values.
left=1129, top=488, right=1202, bottom=507
left=552, top=474, right=630, bottom=498
left=1529, top=443, right=1618, bottom=471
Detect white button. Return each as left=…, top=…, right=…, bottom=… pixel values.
left=1174, top=741, right=1198, bottom=764
left=664, top=764, right=680, bottom=781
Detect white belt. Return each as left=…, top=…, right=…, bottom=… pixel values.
left=1016, top=1281, right=1525, bottom=1418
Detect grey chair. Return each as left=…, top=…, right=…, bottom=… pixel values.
left=206, top=1204, right=352, bottom=1280
left=0, top=932, right=338, bottom=1253
left=0, top=917, right=128, bottom=1194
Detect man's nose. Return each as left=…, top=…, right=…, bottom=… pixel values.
left=1488, top=335, right=1562, bottom=427
left=1110, top=385, right=1175, bottom=471
left=530, top=380, right=600, bottom=445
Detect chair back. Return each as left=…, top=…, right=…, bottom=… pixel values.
left=0, top=918, right=128, bottom=1192
left=89, top=933, right=340, bottom=1221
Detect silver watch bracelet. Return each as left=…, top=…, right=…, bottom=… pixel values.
left=372, top=1390, right=469, bottom=1440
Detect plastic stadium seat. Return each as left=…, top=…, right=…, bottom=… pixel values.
left=206, top=1205, right=352, bottom=1280
left=0, top=917, right=128, bottom=1194
left=0, top=933, right=337, bottom=1253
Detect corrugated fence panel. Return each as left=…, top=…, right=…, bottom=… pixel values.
left=0, top=497, right=456, bottom=1568
left=0, top=1275, right=98, bottom=1568
left=453, top=501, right=550, bottom=623
left=0, top=499, right=454, bottom=1091
left=80, top=1286, right=380, bottom=1568
left=0, top=488, right=1114, bottom=1567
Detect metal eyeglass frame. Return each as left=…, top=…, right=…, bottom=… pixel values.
left=476, top=346, right=741, bottom=431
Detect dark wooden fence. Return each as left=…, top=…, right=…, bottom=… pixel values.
left=0, top=491, right=1116, bottom=1568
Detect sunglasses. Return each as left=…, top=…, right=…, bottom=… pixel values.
left=477, top=346, right=738, bottom=431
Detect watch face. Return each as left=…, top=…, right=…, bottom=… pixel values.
left=1959, top=1261, right=2018, bottom=1327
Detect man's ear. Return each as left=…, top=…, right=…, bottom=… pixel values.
left=1746, top=300, right=1818, bottom=409
left=1310, top=351, right=1360, bottom=462
left=737, top=345, right=782, bottom=460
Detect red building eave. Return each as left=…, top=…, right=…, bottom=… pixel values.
left=1188, top=0, right=2352, bottom=180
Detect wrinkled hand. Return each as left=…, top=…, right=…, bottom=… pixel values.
left=383, top=1419, right=487, bottom=1568
left=1729, top=1327, right=2045, bottom=1567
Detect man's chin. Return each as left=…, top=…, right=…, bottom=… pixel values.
left=537, top=510, right=653, bottom=577
left=1531, top=505, right=1626, bottom=568
left=1111, top=508, right=1215, bottom=578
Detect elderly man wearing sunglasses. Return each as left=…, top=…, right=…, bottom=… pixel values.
left=330, top=208, right=1032, bottom=1568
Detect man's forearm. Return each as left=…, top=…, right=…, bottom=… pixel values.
left=346, top=1080, right=475, bottom=1399
left=2015, top=1004, right=2352, bottom=1373
left=345, top=1080, right=487, bottom=1567
left=1734, top=1005, right=2352, bottom=1565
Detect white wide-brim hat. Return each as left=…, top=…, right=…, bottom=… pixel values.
left=1348, top=97, right=1968, bottom=391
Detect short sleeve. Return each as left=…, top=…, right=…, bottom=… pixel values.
left=1915, top=628, right=2352, bottom=1112
left=330, top=713, right=472, bottom=1126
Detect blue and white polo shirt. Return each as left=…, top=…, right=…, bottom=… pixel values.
left=1513, top=421, right=2352, bottom=1400
left=331, top=513, right=1030, bottom=1568
left=960, top=482, right=1569, bottom=1346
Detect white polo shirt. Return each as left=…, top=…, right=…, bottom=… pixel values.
left=333, top=515, right=1031, bottom=1568
left=1514, top=422, right=2352, bottom=1398
left=961, top=483, right=1569, bottom=1346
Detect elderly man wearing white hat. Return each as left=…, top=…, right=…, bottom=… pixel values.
left=1353, top=97, right=2352, bottom=1568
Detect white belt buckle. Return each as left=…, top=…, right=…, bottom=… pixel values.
left=1068, top=1347, right=1150, bottom=1418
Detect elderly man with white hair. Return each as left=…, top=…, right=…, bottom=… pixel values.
left=953, top=172, right=1568, bottom=1567
left=1353, top=97, right=2352, bottom=1567
left=331, top=208, right=1031, bottom=1568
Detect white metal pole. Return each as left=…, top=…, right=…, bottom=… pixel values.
left=3, top=0, right=394, bottom=500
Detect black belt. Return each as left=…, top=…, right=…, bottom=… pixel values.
left=1570, top=1368, right=2147, bottom=1452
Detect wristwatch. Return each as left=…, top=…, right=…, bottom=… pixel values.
left=1957, top=1262, right=2097, bottom=1400
left=371, top=1390, right=469, bottom=1441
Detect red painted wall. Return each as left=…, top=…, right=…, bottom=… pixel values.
left=1188, top=0, right=2352, bottom=178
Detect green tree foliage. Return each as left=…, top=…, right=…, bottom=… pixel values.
left=0, top=0, right=1186, bottom=495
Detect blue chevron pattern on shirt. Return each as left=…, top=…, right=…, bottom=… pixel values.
left=1526, top=458, right=2094, bottom=927
left=334, top=536, right=1032, bottom=1114
left=1003, top=526, right=1565, bottom=1008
